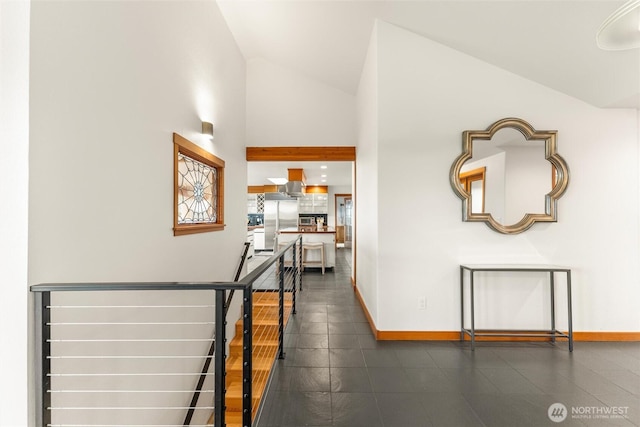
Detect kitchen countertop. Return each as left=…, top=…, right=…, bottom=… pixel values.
left=278, top=227, right=336, bottom=234
left=248, top=226, right=264, bottom=231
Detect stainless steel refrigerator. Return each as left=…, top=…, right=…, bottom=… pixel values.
left=264, top=194, right=298, bottom=252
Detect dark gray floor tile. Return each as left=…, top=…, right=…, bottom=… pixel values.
left=288, top=367, right=331, bottom=392
left=327, top=312, right=352, bottom=323
left=593, top=370, right=640, bottom=395
left=557, top=366, right=632, bottom=396
left=328, top=322, right=358, bottom=335
left=427, top=347, right=473, bottom=369
left=440, top=368, right=501, bottom=394
left=375, top=392, right=432, bottom=427
left=330, top=367, right=372, bottom=392
left=255, top=251, right=640, bottom=427
left=302, top=312, right=328, bottom=323
left=518, top=367, right=587, bottom=394
left=480, top=367, right=545, bottom=394
left=289, top=348, right=330, bottom=367
left=363, top=348, right=400, bottom=367
left=419, top=392, right=485, bottom=427
left=368, top=367, right=416, bottom=392
left=515, top=392, right=633, bottom=426
left=257, top=390, right=297, bottom=426
left=328, top=334, right=361, bottom=349
left=353, top=322, right=373, bottom=334
left=283, top=333, right=299, bottom=348
left=404, top=367, right=457, bottom=393
left=299, top=322, right=329, bottom=334
left=268, top=365, right=294, bottom=391
left=329, top=348, right=365, bottom=367
left=298, top=304, right=328, bottom=314
left=394, top=347, right=437, bottom=367
left=296, top=333, right=329, bottom=349
left=463, top=393, right=560, bottom=427
left=291, top=391, right=332, bottom=426
left=593, top=394, right=640, bottom=425
left=357, top=334, right=380, bottom=349
left=331, top=392, right=383, bottom=427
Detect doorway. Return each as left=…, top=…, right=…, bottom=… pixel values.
left=246, top=146, right=356, bottom=283
left=335, top=194, right=353, bottom=249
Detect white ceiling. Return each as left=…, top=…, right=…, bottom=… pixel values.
left=221, top=0, right=638, bottom=188
left=248, top=161, right=353, bottom=187
left=218, top=0, right=639, bottom=109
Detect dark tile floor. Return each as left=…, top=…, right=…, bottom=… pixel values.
left=256, top=249, right=640, bottom=427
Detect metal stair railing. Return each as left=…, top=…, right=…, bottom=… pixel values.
left=183, top=242, right=250, bottom=427
left=31, top=236, right=302, bottom=427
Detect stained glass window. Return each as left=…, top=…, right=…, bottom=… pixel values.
left=173, top=133, right=225, bottom=236
left=177, top=153, right=217, bottom=224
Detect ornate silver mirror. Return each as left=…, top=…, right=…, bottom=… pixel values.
left=450, top=118, right=569, bottom=234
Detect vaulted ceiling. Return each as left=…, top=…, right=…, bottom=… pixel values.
left=218, top=0, right=639, bottom=109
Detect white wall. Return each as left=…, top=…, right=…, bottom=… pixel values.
left=362, top=21, right=639, bottom=332
left=29, top=1, right=245, bottom=425
left=246, top=57, right=356, bottom=147
left=355, top=23, right=379, bottom=321
left=462, top=152, right=506, bottom=223
left=0, top=2, right=30, bottom=425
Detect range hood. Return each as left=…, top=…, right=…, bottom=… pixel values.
left=284, top=168, right=306, bottom=197
left=262, top=168, right=306, bottom=198
left=284, top=180, right=305, bottom=197
left=264, top=189, right=296, bottom=201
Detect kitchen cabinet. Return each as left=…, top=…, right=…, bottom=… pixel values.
left=298, top=193, right=328, bottom=214
left=246, top=229, right=255, bottom=259
left=247, top=193, right=265, bottom=214
left=253, top=227, right=265, bottom=251
left=277, top=227, right=336, bottom=269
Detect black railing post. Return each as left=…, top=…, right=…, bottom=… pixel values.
left=34, top=291, right=51, bottom=427
left=242, top=286, right=253, bottom=427
left=291, top=240, right=297, bottom=315
left=278, top=252, right=286, bottom=360
left=214, top=290, right=226, bottom=427
left=185, top=242, right=250, bottom=426
left=298, top=236, right=303, bottom=291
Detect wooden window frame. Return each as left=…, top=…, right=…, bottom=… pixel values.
left=173, top=133, right=225, bottom=236
left=459, top=167, right=486, bottom=213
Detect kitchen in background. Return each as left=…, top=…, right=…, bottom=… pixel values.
left=263, top=192, right=298, bottom=252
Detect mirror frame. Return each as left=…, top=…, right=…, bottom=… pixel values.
left=450, top=117, right=570, bottom=234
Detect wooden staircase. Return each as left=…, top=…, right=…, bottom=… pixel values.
left=208, top=291, right=293, bottom=426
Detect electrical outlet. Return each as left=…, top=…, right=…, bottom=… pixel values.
left=418, top=296, right=426, bottom=310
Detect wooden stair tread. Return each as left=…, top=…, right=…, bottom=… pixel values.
left=226, top=353, right=277, bottom=372
left=209, top=290, right=296, bottom=425
left=229, top=337, right=280, bottom=349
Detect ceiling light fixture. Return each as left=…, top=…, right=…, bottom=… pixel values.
left=320, top=165, right=328, bottom=169
left=202, top=121, right=214, bottom=139
left=596, top=0, right=640, bottom=50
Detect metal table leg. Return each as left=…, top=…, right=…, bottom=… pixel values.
left=460, top=266, right=465, bottom=342
left=470, top=271, right=475, bottom=351
left=550, top=271, right=556, bottom=343
left=567, top=271, right=573, bottom=352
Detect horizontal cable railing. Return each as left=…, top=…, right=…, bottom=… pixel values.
left=32, top=236, right=302, bottom=427
left=245, top=239, right=301, bottom=423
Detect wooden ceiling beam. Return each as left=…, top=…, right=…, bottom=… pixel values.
left=246, top=146, right=356, bottom=162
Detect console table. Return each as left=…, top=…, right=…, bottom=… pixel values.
left=460, top=264, right=573, bottom=352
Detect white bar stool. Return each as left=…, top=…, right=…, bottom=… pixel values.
left=302, top=242, right=325, bottom=274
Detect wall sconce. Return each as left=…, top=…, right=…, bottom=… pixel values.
left=202, top=121, right=214, bottom=139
